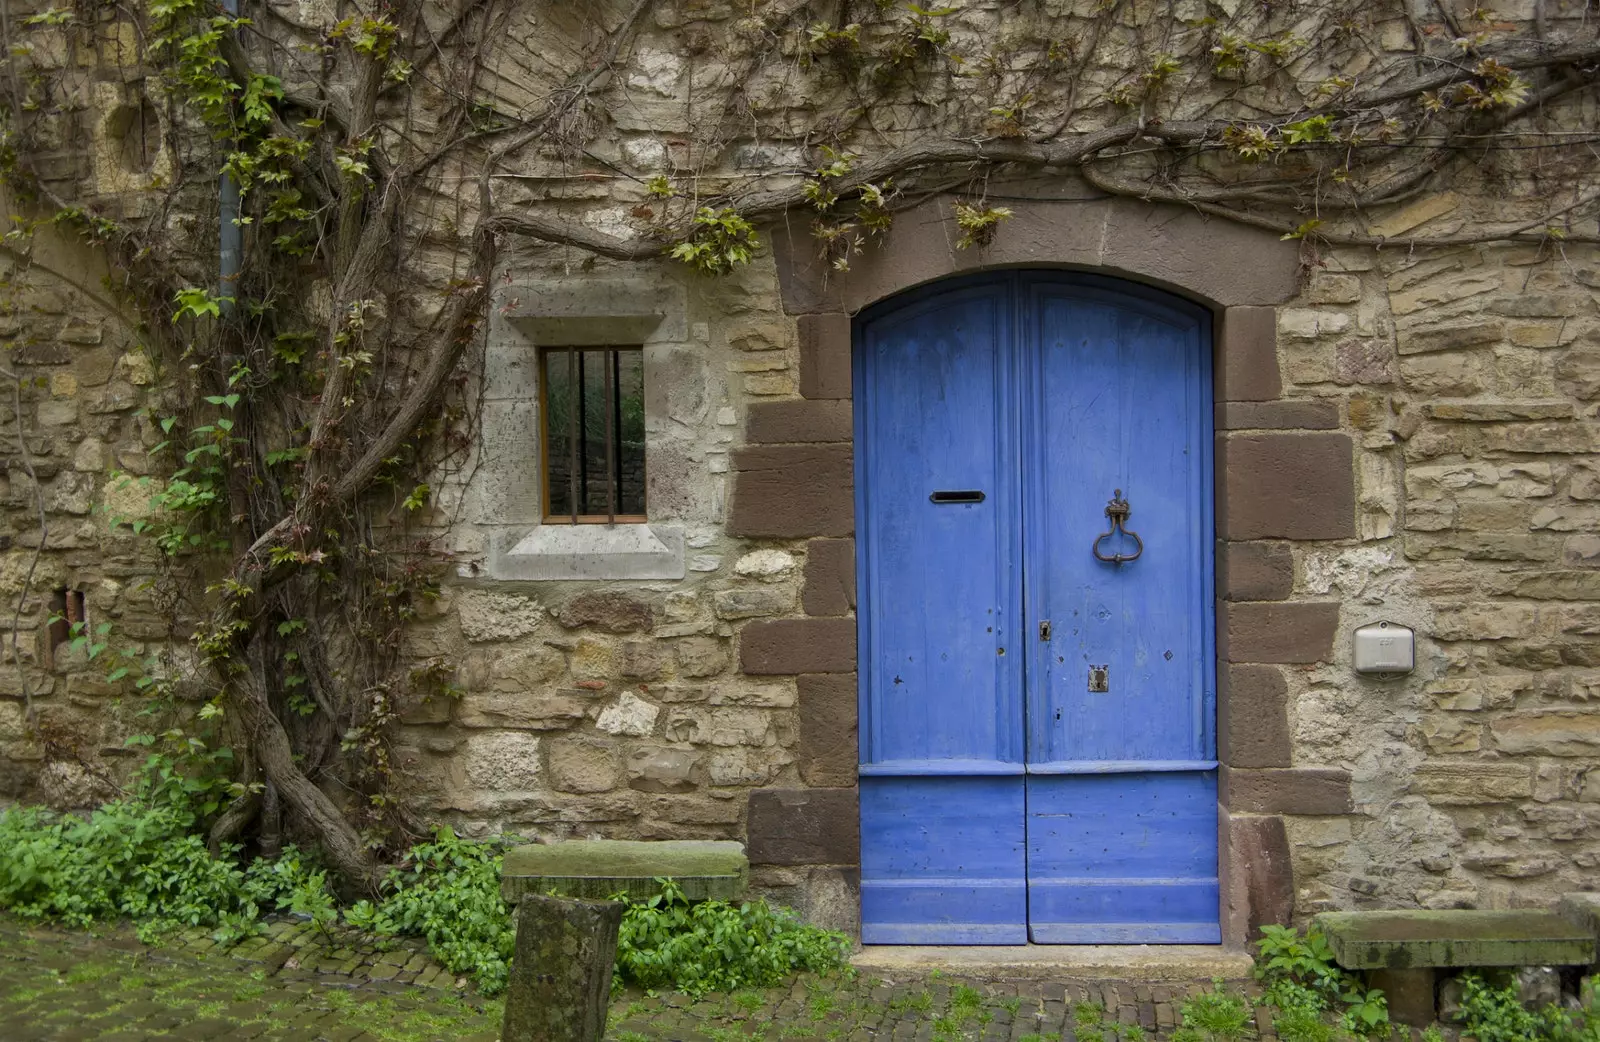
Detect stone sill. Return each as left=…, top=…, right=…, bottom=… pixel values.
left=486, top=523, right=685, bottom=581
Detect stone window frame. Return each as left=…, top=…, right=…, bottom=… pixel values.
left=727, top=186, right=1360, bottom=945
left=483, top=279, right=688, bottom=582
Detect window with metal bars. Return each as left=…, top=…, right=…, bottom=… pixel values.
left=540, top=346, right=647, bottom=523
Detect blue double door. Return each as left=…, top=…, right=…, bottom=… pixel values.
left=855, top=272, right=1219, bottom=944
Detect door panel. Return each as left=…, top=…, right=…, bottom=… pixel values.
left=860, top=777, right=1027, bottom=944
left=856, top=282, right=1025, bottom=943
left=1026, top=772, right=1221, bottom=943
left=856, top=284, right=1021, bottom=770
left=1022, top=280, right=1214, bottom=769
left=855, top=272, right=1216, bottom=945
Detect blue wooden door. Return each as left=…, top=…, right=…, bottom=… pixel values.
left=856, top=272, right=1216, bottom=944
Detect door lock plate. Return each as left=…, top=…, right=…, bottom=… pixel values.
left=1088, top=665, right=1109, bottom=692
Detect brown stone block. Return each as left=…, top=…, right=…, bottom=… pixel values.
left=803, top=539, right=856, bottom=617
left=746, top=400, right=853, bottom=443
left=1220, top=664, right=1291, bottom=768
left=1219, top=432, right=1356, bottom=540
left=740, top=618, right=857, bottom=675
left=1221, top=811, right=1294, bottom=943
left=1218, top=307, right=1282, bottom=403
left=747, top=787, right=859, bottom=865
left=1222, top=601, right=1338, bottom=663
left=1222, top=766, right=1353, bottom=815
left=1217, top=401, right=1341, bottom=431
left=798, top=313, right=852, bottom=400
left=797, top=673, right=858, bottom=787
left=728, top=444, right=853, bottom=538
left=1220, top=541, right=1294, bottom=601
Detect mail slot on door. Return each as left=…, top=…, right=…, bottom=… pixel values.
left=1352, top=620, right=1415, bottom=678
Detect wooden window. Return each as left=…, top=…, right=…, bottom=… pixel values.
left=541, top=346, right=646, bottom=523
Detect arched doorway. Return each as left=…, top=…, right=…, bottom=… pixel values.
left=853, top=270, right=1218, bottom=944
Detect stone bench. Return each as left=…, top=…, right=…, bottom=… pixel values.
left=500, top=839, right=748, bottom=905
left=1314, top=909, right=1596, bottom=1026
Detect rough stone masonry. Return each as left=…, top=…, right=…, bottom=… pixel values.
left=0, top=0, right=1597, bottom=941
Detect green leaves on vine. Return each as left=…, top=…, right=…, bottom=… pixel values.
left=669, top=207, right=761, bottom=275
left=953, top=201, right=1013, bottom=249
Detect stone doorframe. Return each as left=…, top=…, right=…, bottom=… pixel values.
left=728, top=187, right=1358, bottom=946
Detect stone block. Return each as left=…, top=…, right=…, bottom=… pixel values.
left=728, top=444, right=853, bottom=538
left=740, top=618, right=856, bottom=675
left=746, top=399, right=852, bottom=443
left=1219, top=433, right=1356, bottom=540
left=1369, top=968, right=1438, bottom=1027
left=797, top=673, right=857, bottom=787
left=1222, top=812, right=1294, bottom=943
left=500, top=840, right=747, bottom=904
left=1220, top=541, right=1294, bottom=601
left=1492, top=712, right=1600, bottom=756
left=546, top=738, right=622, bottom=794
left=1222, top=601, right=1339, bottom=663
left=1220, top=664, right=1291, bottom=768
left=1558, top=892, right=1600, bottom=937
left=1222, top=766, right=1353, bottom=815
left=627, top=746, right=698, bottom=793
left=1217, top=400, right=1341, bottom=430
left=552, top=591, right=654, bottom=633
left=713, top=587, right=794, bottom=620
left=1218, top=307, right=1282, bottom=402
left=1314, top=910, right=1594, bottom=970
left=746, top=787, right=860, bottom=866
left=1411, top=762, right=1533, bottom=805
left=457, top=692, right=587, bottom=731
left=500, top=895, right=622, bottom=1042
left=798, top=313, right=851, bottom=400
left=802, top=539, right=856, bottom=617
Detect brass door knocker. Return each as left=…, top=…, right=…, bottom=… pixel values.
left=1092, top=489, right=1143, bottom=565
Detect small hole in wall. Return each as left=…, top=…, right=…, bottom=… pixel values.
left=45, top=587, right=85, bottom=667
left=107, top=96, right=161, bottom=174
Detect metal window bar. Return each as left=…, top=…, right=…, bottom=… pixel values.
left=566, top=348, right=579, bottom=524
left=553, top=347, right=629, bottom=524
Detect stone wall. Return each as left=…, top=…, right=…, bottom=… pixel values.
left=378, top=189, right=1600, bottom=935
left=0, top=221, right=171, bottom=808
left=3, top=0, right=1599, bottom=940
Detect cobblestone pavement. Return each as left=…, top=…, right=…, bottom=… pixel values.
left=0, top=917, right=1299, bottom=1041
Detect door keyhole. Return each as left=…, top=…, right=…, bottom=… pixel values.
left=1039, top=620, right=1051, bottom=641
left=1088, top=665, right=1109, bottom=692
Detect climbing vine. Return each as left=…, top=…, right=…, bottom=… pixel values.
left=0, top=0, right=1595, bottom=885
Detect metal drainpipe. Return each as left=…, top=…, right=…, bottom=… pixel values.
left=217, top=0, right=241, bottom=315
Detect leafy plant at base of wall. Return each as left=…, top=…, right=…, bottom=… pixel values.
left=1176, top=981, right=1252, bottom=1042
left=1453, top=973, right=1600, bottom=1042
left=1256, top=926, right=1392, bottom=1039
left=615, top=878, right=852, bottom=998
left=0, top=747, right=326, bottom=944
left=343, top=828, right=515, bottom=994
